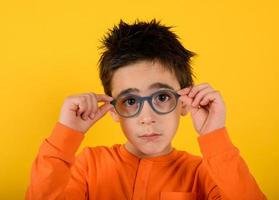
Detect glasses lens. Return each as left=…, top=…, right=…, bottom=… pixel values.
left=115, top=95, right=140, bottom=117
left=152, top=90, right=177, bottom=113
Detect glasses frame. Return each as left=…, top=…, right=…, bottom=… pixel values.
left=110, top=89, right=181, bottom=118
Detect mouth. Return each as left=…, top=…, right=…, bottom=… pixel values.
left=139, top=133, right=162, bottom=141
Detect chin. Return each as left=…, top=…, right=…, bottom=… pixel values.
left=137, top=143, right=166, bottom=157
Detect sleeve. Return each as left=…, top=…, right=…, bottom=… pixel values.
left=25, top=122, right=89, bottom=200
left=197, top=127, right=267, bottom=200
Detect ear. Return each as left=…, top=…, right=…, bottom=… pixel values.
left=109, top=108, right=120, bottom=123
left=180, top=101, right=190, bottom=116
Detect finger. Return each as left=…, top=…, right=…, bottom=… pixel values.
left=77, top=96, right=88, bottom=117
left=85, top=94, right=95, bottom=120
left=65, top=96, right=82, bottom=115
left=81, top=96, right=92, bottom=120
left=188, top=83, right=211, bottom=98
left=178, top=94, right=193, bottom=107
left=92, top=102, right=114, bottom=123
left=191, top=87, right=214, bottom=107
left=177, top=86, right=193, bottom=95
left=69, top=102, right=79, bottom=112
left=199, top=91, right=218, bottom=106
left=88, top=93, right=98, bottom=119
left=94, top=93, right=114, bottom=102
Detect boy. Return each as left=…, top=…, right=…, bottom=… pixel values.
left=25, top=19, right=267, bottom=200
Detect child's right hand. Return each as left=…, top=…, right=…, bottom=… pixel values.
left=58, top=93, right=114, bottom=134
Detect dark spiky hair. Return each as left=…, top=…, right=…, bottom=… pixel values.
left=98, top=19, right=196, bottom=96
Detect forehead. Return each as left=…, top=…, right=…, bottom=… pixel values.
left=111, top=60, right=180, bottom=98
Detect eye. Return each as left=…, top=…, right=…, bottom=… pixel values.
left=156, top=93, right=170, bottom=103
left=122, top=97, right=138, bottom=107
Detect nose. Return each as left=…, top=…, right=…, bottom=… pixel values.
left=139, top=100, right=156, bottom=125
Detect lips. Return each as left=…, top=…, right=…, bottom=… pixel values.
left=139, top=133, right=161, bottom=137
left=139, top=133, right=162, bottom=141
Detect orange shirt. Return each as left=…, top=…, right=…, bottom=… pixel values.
left=25, top=122, right=267, bottom=200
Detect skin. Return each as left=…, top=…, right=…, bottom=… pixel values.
left=59, top=60, right=226, bottom=158
left=109, top=60, right=227, bottom=158
left=109, top=60, right=183, bottom=158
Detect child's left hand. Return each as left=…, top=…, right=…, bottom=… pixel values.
left=177, top=83, right=226, bottom=135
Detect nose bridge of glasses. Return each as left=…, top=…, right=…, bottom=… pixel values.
left=138, top=96, right=155, bottom=112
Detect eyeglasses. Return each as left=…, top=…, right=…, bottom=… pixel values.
left=110, top=89, right=181, bottom=118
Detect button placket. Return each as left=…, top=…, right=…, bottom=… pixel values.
left=131, top=159, right=153, bottom=200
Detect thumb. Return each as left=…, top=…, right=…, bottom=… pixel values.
left=92, top=102, right=114, bottom=122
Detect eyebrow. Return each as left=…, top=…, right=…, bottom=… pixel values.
left=115, top=82, right=175, bottom=99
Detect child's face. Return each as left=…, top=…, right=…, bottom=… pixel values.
left=109, top=60, right=187, bottom=157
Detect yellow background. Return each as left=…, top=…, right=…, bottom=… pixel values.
left=0, top=0, right=278, bottom=199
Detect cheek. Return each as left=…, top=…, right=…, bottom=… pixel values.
left=119, top=119, right=137, bottom=138
left=161, top=113, right=180, bottom=134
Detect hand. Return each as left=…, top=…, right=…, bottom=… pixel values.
left=58, top=93, right=114, bottom=134
left=177, top=83, right=226, bottom=135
